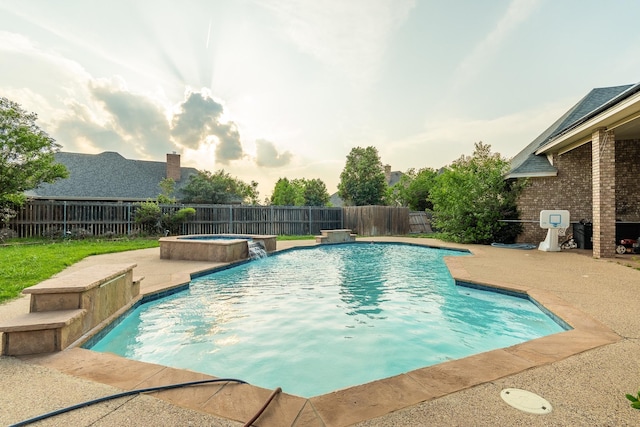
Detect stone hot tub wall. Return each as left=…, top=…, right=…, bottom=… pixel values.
left=159, top=234, right=277, bottom=262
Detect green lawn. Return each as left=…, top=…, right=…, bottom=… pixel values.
left=0, top=239, right=160, bottom=304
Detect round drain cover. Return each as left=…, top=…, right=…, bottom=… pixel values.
left=500, top=388, right=552, bottom=414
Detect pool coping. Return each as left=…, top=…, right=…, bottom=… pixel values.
left=18, top=240, right=621, bottom=427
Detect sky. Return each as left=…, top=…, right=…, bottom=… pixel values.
left=2, top=0, right=640, bottom=199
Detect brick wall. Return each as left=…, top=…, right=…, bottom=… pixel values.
left=516, top=143, right=592, bottom=243
left=515, top=140, right=640, bottom=243
left=615, top=139, right=640, bottom=221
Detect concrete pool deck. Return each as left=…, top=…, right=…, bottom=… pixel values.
left=1, top=237, right=639, bottom=426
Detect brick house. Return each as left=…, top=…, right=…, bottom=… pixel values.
left=507, top=83, right=640, bottom=258
left=26, top=152, right=198, bottom=202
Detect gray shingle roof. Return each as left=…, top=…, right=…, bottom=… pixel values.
left=26, top=151, right=199, bottom=201
left=507, top=84, right=635, bottom=178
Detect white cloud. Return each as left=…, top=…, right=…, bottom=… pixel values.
left=258, top=0, right=415, bottom=88
left=255, top=139, right=293, bottom=168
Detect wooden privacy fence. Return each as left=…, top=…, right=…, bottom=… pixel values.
left=8, top=201, right=418, bottom=238
left=408, top=211, right=432, bottom=234
left=343, top=206, right=410, bottom=236
left=8, top=201, right=344, bottom=238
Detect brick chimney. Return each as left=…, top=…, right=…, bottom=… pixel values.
left=384, top=164, right=391, bottom=184
left=166, top=152, right=181, bottom=181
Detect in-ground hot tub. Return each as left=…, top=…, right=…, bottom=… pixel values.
left=159, top=234, right=277, bottom=262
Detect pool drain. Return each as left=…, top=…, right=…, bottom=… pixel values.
left=500, top=388, right=552, bottom=414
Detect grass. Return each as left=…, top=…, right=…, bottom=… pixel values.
left=276, top=235, right=316, bottom=241
left=0, top=238, right=159, bottom=304
left=405, top=232, right=447, bottom=240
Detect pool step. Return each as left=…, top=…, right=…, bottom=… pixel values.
left=315, top=229, right=357, bottom=244
left=0, top=309, right=87, bottom=355
left=0, top=265, right=143, bottom=356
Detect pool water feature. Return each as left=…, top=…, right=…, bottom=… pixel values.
left=159, top=233, right=276, bottom=262
left=247, top=240, right=267, bottom=259
left=90, top=243, right=567, bottom=398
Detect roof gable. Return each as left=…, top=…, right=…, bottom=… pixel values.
left=26, top=151, right=198, bottom=201
left=507, top=84, right=634, bottom=178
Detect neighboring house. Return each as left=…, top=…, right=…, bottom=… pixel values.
left=26, top=152, right=198, bottom=202
left=507, top=83, right=640, bottom=258
left=330, top=165, right=403, bottom=207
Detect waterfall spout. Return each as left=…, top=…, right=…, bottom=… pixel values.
left=248, top=240, right=268, bottom=260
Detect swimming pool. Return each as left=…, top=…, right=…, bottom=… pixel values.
left=89, top=243, right=566, bottom=397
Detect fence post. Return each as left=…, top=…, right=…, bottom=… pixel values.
left=63, top=201, right=67, bottom=236
left=308, top=206, right=312, bottom=235
left=229, top=205, right=233, bottom=233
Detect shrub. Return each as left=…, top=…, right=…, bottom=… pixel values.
left=134, top=201, right=162, bottom=234
left=429, top=142, right=524, bottom=244
left=42, top=227, right=62, bottom=239
left=70, top=228, right=92, bottom=239
left=0, top=228, right=17, bottom=242
left=161, top=207, right=196, bottom=235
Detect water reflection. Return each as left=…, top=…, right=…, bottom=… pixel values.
left=338, top=245, right=386, bottom=318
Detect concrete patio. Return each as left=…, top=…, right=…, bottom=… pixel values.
left=1, top=237, right=639, bottom=426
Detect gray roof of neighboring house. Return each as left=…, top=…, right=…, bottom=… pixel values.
left=26, top=151, right=199, bottom=201
left=387, top=171, right=403, bottom=187
left=507, top=84, right=635, bottom=178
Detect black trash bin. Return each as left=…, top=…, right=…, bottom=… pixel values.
left=573, top=221, right=593, bottom=249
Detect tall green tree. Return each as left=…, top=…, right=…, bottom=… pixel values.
left=301, top=178, right=330, bottom=206
left=270, top=178, right=304, bottom=206
left=428, top=142, right=524, bottom=244
left=182, top=170, right=259, bottom=204
left=338, top=146, right=386, bottom=206
left=270, top=178, right=330, bottom=206
left=0, top=97, right=68, bottom=209
left=385, top=167, right=437, bottom=211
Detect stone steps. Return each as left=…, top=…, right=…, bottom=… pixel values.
left=315, top=229, right=357, bottom=244
left=0, top=264, right=141, bottom=356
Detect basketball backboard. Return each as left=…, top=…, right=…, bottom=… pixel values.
left=539, top=210, right=570, bottom=229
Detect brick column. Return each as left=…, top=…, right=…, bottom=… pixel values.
left=591, top=128, right=616, bottom=258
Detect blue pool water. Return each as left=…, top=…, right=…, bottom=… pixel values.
left=180, top=235, right=252, bottom=241
left=90, top=243, right=566, bottom=397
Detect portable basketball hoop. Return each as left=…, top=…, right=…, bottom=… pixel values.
left=538, top=210, right=570, bottom=252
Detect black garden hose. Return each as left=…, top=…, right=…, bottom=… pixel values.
left=9, top=378, right=248, bottom=427
left=243, top=386, right=282, bottom=427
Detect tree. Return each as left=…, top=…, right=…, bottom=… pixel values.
left=270, top=178, right=330, bottom=206
left=338, top=146, right=386, bottom=206
left=301, top=178, right=330, bottom=206
left=158, top=178, right=177, bottom=204
left=181, top=170, right=259, bottom=204
left=270, top=178, right=304, bottom=206
left=0, top=97, right=68, bottom=210
left=385, top=167, right=437, bottom=211
left=428, top=142, right=524, bottom=244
